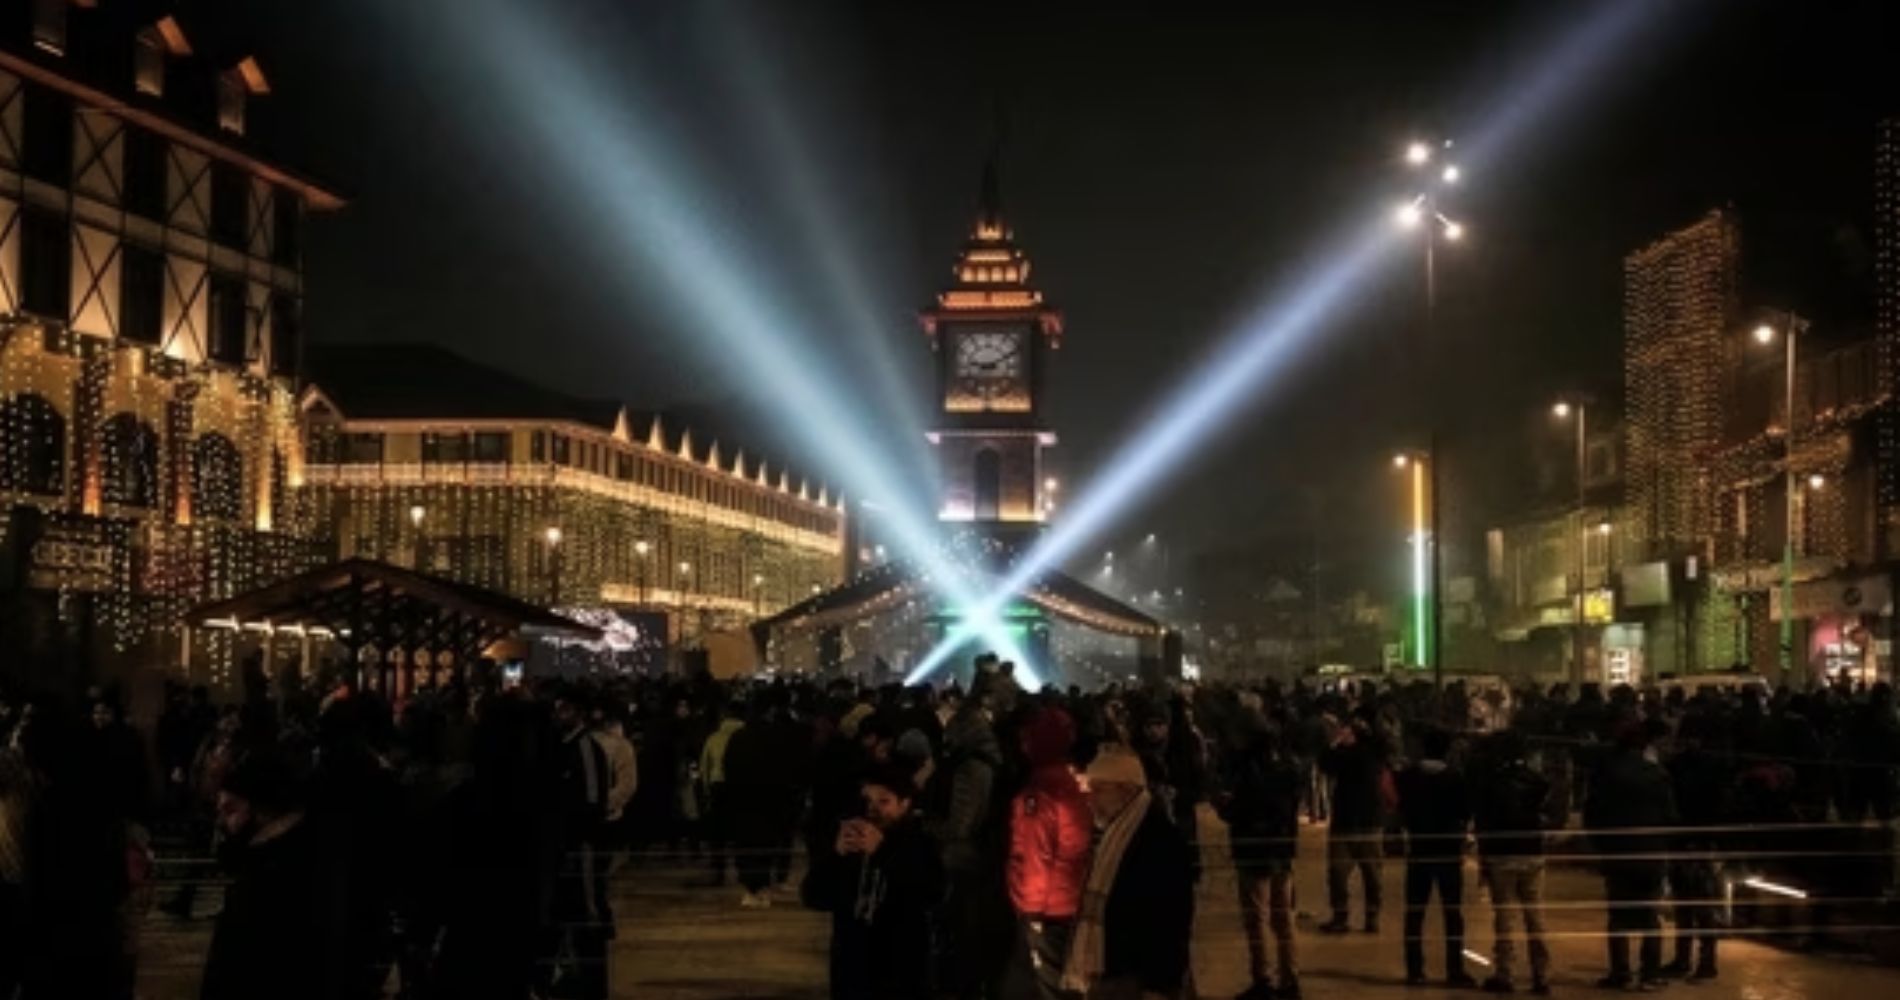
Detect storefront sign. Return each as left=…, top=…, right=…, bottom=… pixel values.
left=1770, top=572, right=1893, bottom=622
left=25, top=515, right=124, bottom=592
left=1714, top=556, right=1839, bottom=594
left=1621, top=561, right=1671, bottom=608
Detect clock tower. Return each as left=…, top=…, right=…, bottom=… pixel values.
left=923, top=161, right=1062, bottom=544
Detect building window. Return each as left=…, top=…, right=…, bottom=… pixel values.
left=273, top=191, right=301, bottom=267
left=217, top=73, right=246, bottom=134
left=19, top=208, right=70, bottom=320
left=31, top=0, right=65, bottom=55
left=973, top=449, right=1001, bottom=520
left=342, top=433, right=384, bottom=464
left=472, top=432, right=509, bottom=463
left=134, top=29, right=167, bottom=96
left=101, top=414, right=159, bottom=508
left=422, top=432, right=469, bottom=464
left=210, top=162, right=247, bottom=247
left=616, top=453, right=633, bottom=481
left=269, top=293, right=299, bottom=377
left=21, top=84, right=72, bottom=186
left=208, top=274, right=248, bottom=364
left=120, top=244, right=164, bottom=344
left=122, top=128, right=166, bottom=219
left=191, top=434, right=244, bottom=522
left=550, top=434, right=570, bottom=465
left=530, top=431, right=546, bottom=462
left=0, top=394, right=64, bottom=495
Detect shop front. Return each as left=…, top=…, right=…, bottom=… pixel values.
left=1770, top=570, right=1892, bottom=684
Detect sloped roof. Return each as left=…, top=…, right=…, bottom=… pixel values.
left=752, top=562, right=1163, bottom=640
left=187, top=557, right=601, bottom=654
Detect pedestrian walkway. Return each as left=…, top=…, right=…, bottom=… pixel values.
left=136, top=821, right=1899, bottom=999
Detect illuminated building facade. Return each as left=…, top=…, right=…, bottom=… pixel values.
left=0, top=2, right=339, bottom=691
left=924, top=161, right=1062, bottom=542
left=300, top=345, right=846, bottom=645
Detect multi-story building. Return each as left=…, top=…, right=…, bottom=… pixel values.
left=0, top=2, right=340, bottom=691
left=300, top=344, right=847, bottom=646
left=1486, top=420, right=1643, bottom=681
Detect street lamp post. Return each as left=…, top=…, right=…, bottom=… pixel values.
left=753, top=573, right=765, bottom=616
left=1394, top=138, right=1464, bottom=687
left=634, top=539, right=650, bottom=605
left=544, top=526, right=564, bottom=606
left=1754, top=316, right=1808, bottom=681
left=408, top=504, right=426, bottom=570
left=1553, top=398, right=1593, bottom=684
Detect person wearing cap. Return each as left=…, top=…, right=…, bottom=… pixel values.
left=813, top=763, right=944, bottom=1000
left=200, top=749, right=347, bottom=1000
left=1061, top=748, right=1194, bottom=1000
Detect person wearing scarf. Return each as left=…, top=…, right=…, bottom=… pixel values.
left=1061, top=747, right=1194, bottom=1000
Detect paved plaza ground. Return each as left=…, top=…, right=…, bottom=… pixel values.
left=138, top=821, right=1900, bottom=999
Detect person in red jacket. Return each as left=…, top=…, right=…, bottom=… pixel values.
left=1006, top=705, right=1093, bottom=1000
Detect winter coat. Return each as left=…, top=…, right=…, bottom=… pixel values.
left=1584, top=749, right=1677, bottom=859
left=1473, top=759, right=1552, bottom=858
left=930, top=710, right=1003, bottom=871
left=199, top=818, right=348, bottom=1000
left=699, top=718, right=745, bottom=788
left=1395, top=760, right=1470, bottom=859
left=592, top=728, right=638, bottom=824
left=1100, top=802, right=1196, bottom=995
left=817, top=818, right=945, bottom=1000
left=1217, top=743, right=1302, bottom=868
left=1007, top=763, right=1092, bottom=919
left=1321, top=732, right=1388, bottom=831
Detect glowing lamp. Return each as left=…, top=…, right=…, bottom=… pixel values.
left=1405, top=141, right=1432, bottom=165
left=1395, top=201, right=1424, bottom=228
left=1753, top=324, right=1776, bottom=345
left=1807, top=473, right=1825, bottom=490
left=1442, top=165, right=1461, bottom=184
left=544, top=526, right=563, bottom=546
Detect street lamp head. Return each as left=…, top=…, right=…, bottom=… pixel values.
left=752, top=573, right=764, bottom=586
left=1552, top=401, right=1572, bottom=420
left=1807, top=473, right=1826, bottom=491
left=1442, top=220, right=1464, bottom=242
left=1405, top=141, right=1432, bottom=166
left=1753, top=323, right=1777, bottom=345
left=634, top=539, right=649, bottom=556
left=1392, top=452, right=1411, bottom=469
left=1044, top=477, right=1059, bottom=493
left=1441, top=164, right=1461, bottom=184
left=1394, top=200, right=1424, bottom=229
left=408, top=504, right=425, bottom=527
left=1144, top=533, right=1158, bottom=545
left=678, top=561, right=691, bottom=575
left=544, top=526, right=562, bottom=546
left=1597, top=521, right=1613, bottom=536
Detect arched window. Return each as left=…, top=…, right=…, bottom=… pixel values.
left=101, top=413, right=160, bottom=507
left=0, top=393, right=65, bottom=495
left=191, top=433, right=244, bottom=522
left=973, top=448, right=1001, bottom=520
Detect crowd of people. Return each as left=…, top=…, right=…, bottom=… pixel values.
left=0, top=654, right=1895, bottom=1000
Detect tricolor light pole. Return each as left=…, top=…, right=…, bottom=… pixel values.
left=1753, top=315, right=1808, bottom=681
left=1394, top=139, right=1465, bottom=686
left=1393, top=451, right=1431, bottom=671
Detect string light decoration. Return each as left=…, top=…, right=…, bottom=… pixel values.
left=1625, top=210, right=1741, bottom=550
left=1877, top=118, right=1900, bottom=510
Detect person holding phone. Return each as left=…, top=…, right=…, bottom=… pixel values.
left=813, top=764, right=944, bottom=1000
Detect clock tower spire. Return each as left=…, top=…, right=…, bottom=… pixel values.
left=922, top=153, right=1063, bottom=541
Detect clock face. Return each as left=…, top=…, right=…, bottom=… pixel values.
left=953, top=330, right=1027, bottom=407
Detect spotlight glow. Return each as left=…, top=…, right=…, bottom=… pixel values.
left=914, top=0, right=1661, bottom=681
left=426, top=0, right=1033, bottom=682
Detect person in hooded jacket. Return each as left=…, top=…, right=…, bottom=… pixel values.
left=1472, top=728, right=1555, bottom=996
left=816, top=764, right=944, bottom=1000
left=929, top=688, right=1013, bottom=999
left=1216, top=719, right=1304, bottom=1000
left=1583, top=720, right=1677, bottom=991
left=1395, top=727, right=1474, bottom=988
left=1007, top=705, right=1093, bottom=1000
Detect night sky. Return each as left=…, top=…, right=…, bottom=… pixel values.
left=241, top=0, right=1890, bottom=596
